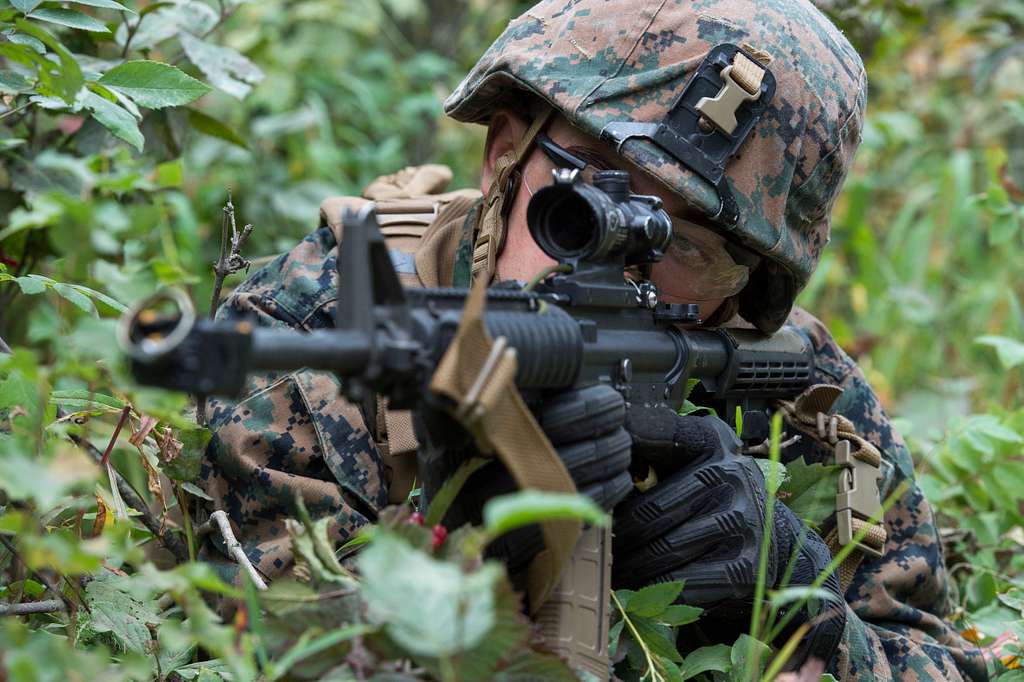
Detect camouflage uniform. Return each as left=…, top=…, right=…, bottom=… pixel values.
left=202, top=201, right=985, bottom=680
left=201, top=0, right=987, bottom=678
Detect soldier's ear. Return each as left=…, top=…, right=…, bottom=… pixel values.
left=481, top=108, right=530, bottom=194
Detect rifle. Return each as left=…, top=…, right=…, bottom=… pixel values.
left=121, top=168, right=813, bottom=679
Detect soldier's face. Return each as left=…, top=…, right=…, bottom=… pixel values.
left=488, top=112, right=739, bottom=322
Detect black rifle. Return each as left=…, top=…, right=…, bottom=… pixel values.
left=121, top=169, right=813, bottom=678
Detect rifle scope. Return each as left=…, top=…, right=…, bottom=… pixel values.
left=526, top=169, right=673, bottom=266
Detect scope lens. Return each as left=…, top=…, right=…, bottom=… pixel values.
left=532, top=190, right=599, bottom=259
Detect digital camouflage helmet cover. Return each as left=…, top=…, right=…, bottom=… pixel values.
left=445, top=0, right=867, bottom=333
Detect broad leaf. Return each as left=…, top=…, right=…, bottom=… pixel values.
left=483, top=491, right=608, bottom=537
left=658, top=604, right=703, bottom=626
left=680, top=644, right=731, bottom=680
left=29, top=8, right=110, bottom=32
left=0, top=69, right=32, bottom=93
left=778, top=457, right=842, bottom=526
left=2, top=30, right=44, bottom=54
left=179, top=31, right=264, bottom=99
left=71, top=0, right=132, bottom=10
left=730, top=634, right=771, bottom=681
left=187, top=108, right=249, bottom=149
left=358, top=532, right=503, bottom=657
left=82, top=90, right=144, bottom=151
left=976, top=335, right=1024, bottom=370
left=10, top=0, right=43, bottom=13
left=14, top=20, right=84, bottom=103
left=623, top=581, right=684, bottom=618
left=99, top=60, right=211, bottom=108
left=85, top=574, right=161, bottom=654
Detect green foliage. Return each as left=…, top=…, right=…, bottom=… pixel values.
left=1, top=0, right=1023, bottom=679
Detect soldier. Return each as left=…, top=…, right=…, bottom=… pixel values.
left=200, top=0, right=986, bottom=678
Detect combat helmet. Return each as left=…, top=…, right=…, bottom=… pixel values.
left=445, top=0, right=867, bottom=333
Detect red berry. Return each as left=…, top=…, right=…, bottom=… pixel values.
left=431, top=524, right=448, bottom=551
left=407, top=511, right=425, bottom=526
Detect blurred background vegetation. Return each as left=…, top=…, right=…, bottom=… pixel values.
left=1, top=0, right=1023, bottom=678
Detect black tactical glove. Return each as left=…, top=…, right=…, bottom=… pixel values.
left=613, top=407, right=845, bottom=667
left=416, top=384, right=633, bottom=570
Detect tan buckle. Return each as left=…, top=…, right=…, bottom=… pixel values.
left=695, top=57, right=762, bottom=135
left=455, top=336, right=510, bottom=424
left=834, top=440, right=885, bottom=558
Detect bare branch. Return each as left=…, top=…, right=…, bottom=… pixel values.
left=743, top=433, right=802, bottom=456
left=209, top=190, right=254, bottom=318
left=0, top=599, right=66, bottom=616
left=209, top=510, right=267, bottom=590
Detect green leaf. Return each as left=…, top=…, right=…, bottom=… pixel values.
left=180, top=481, right=213, bottom=501
left=680, top=644, right=731, bottom=681
left=4, top=30, right=46, bottom=53
left=630, top=616, right=683, bottom=662
left=11, top=0, right=43, bottom=13
left=625, top=581, right=684, bottom=618
left=52, top=282, right=96, bottom=314
left=658, top=604, right=703, bottom=626
left=85, top=574, right=161, bottom=654
left=81, top=89, right=143, bottom=151
left=977, top=335, right=1024, bottom=370
left=187, top=108, right=250, bottom=149
left=730, top=634, right=771, bottom=681
left=162, top=427, right=211, bottom=482
left=0, top=69, right=32, bottom=93
left=49, top=389, right=125, bottom=412
left=358, top=532, right=504, bottom=657
left=14, top=20, right=84, bottom=103
left=28, top=8, right=110, bottom=32
left=99, top=60, right=211, bottom=109
left=70, top=0, right=131, bottom=10
left=179, top=31, right=263, bottom=99
left=483, top=491, right=608, bottom=538
left=15, top=275, right=47, bottom=295
left=424, top=456, right=488, bottom=527
left=778, top=457, right=841, bottom=526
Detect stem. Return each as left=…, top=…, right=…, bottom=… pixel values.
left=0, top=100, right=31, bottom=122
left=210, top=510, right=267, bottom=590
left=174, top=483, right=196, bottom=562
left=611, top=590, right=666, bottom=682
left=747, top=412, right=783, bottom=676
left=67, top=426, right=189, bottom=562
left=101, top=404, right=132, bottom=467
left=0, top=599, right=66, bottom=615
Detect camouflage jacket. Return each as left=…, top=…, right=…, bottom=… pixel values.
left=201, top=194, right=986, bottom=681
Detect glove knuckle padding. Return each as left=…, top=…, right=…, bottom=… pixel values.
left=557, top=427, right=631, bottom=487
left=538, top=384, right=625, bottom=445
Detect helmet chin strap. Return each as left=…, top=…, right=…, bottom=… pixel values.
left=472, top=108, right=553, bottom=283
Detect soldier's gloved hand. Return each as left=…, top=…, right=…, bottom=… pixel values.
left=613, top=407, right=845, bottom=667
left=424, top=384, right=633, bottom=570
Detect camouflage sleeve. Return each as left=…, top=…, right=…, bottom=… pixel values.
left=199, top=226, right=388, bottom=582
left=788, top=308, right=987, bottom=681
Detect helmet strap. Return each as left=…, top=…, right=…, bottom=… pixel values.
left=472, top=108, right=553, bottom=282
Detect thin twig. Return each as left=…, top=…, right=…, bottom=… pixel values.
left=101, top=404, right=132, bottom=467
left=209, top=190, right=254, bottom=318
left=0, top=535, right=75, bottom=615
left=209, top=510, right=267, bottom=590
left=0, top=100, right=31, bottom=122
left=0, top=599, right=66, bottom=615
left=67, top=428, right=189, bottom=563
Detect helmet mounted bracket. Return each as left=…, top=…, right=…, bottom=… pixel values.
left=601, top=44, right=776, bottom=229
